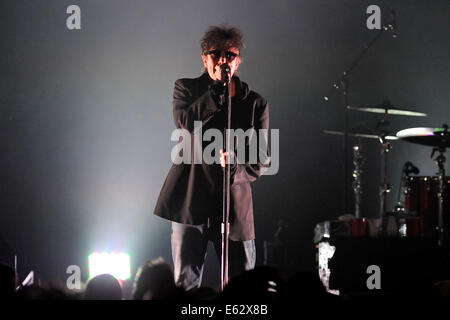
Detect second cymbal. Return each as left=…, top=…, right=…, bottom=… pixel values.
left=324, top=130, right=398, bottom=141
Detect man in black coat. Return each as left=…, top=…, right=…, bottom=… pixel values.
left=154, top=25, right=270, bottom=290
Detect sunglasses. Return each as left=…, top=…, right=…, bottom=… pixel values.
left=206, top=50, right=239, bottom=62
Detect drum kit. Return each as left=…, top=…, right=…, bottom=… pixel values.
left=324, top=100, right=449, bottom=247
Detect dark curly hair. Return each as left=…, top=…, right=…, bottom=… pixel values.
left=200, top=25, right=244, bottom=54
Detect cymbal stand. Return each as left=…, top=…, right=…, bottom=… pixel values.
left=376, top=117, right=392, bottom=235
left=352, top=144, right=365, bottom=218
left=430, top=124, right=448, bottom=247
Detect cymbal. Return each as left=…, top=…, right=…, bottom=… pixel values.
left=324, top=130, right=398, bottom=141
left=347, top=106, right=427, bottom=116
left=396, top=127, right=450, bottom=147
left=347, top=100, right=426, bottom=117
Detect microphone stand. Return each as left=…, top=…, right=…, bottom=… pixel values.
left=324, top=18, right=396, bottom=217
left=221, top=72, right=232, bottom=290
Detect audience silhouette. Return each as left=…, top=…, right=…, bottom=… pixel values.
left=132, top=257, right=185, bottom=300
left=84, top=273, right=123, bottom=300
left=0, top=256, right=448, bottom=312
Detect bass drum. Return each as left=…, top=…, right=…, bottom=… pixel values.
left=404, top=176, right=450, bottom=238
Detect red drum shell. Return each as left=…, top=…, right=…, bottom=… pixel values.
left=404, top=176, right=450, bottom=238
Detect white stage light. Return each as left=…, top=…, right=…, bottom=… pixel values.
left=88, top=252, right=131, bottom=280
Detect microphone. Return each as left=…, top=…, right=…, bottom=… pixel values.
left=220, top=64, right=231, bottom=83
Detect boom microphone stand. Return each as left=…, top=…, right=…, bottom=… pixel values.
left=323, top=13, right=396, bottom=217
left=221, top=64, right=232, bottom=290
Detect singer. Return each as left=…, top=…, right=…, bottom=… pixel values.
left=154, top=25, right=270, bottom=290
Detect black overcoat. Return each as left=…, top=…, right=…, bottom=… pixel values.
left=154, top=73, right=269, bottom=241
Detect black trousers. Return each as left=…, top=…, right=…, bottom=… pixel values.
left=171, top=221, right=256, bottom=291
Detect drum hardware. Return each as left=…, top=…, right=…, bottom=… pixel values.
left=352, top=144, right=365, bottom=218
left=395, top=161, right=420, bottom=237
left=323, top=93, right=427, bottom=235
left=345, top=101, right=424, bottom=234
left=323, top=15, right=399, bottom=215
left=396, top=124, right=450, bottom=246
left=374, top=117, right=395, bottom=235
left=395, top=206, right=407, bottom=237
left=324, top=120, right=400, bottom=226
left=397, top=161, right=420, bottom=205
left=430, top=125, right=448, bottom=246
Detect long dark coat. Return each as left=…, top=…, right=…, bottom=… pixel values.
left=154, top=73, right=269, bottom=241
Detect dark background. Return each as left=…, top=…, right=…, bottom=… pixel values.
left=0, top=0, right=449, bottom=289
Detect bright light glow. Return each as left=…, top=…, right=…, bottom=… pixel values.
left=88, top=252, right=131, bottom=280
left=396, top=127, right=435, bottom=138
